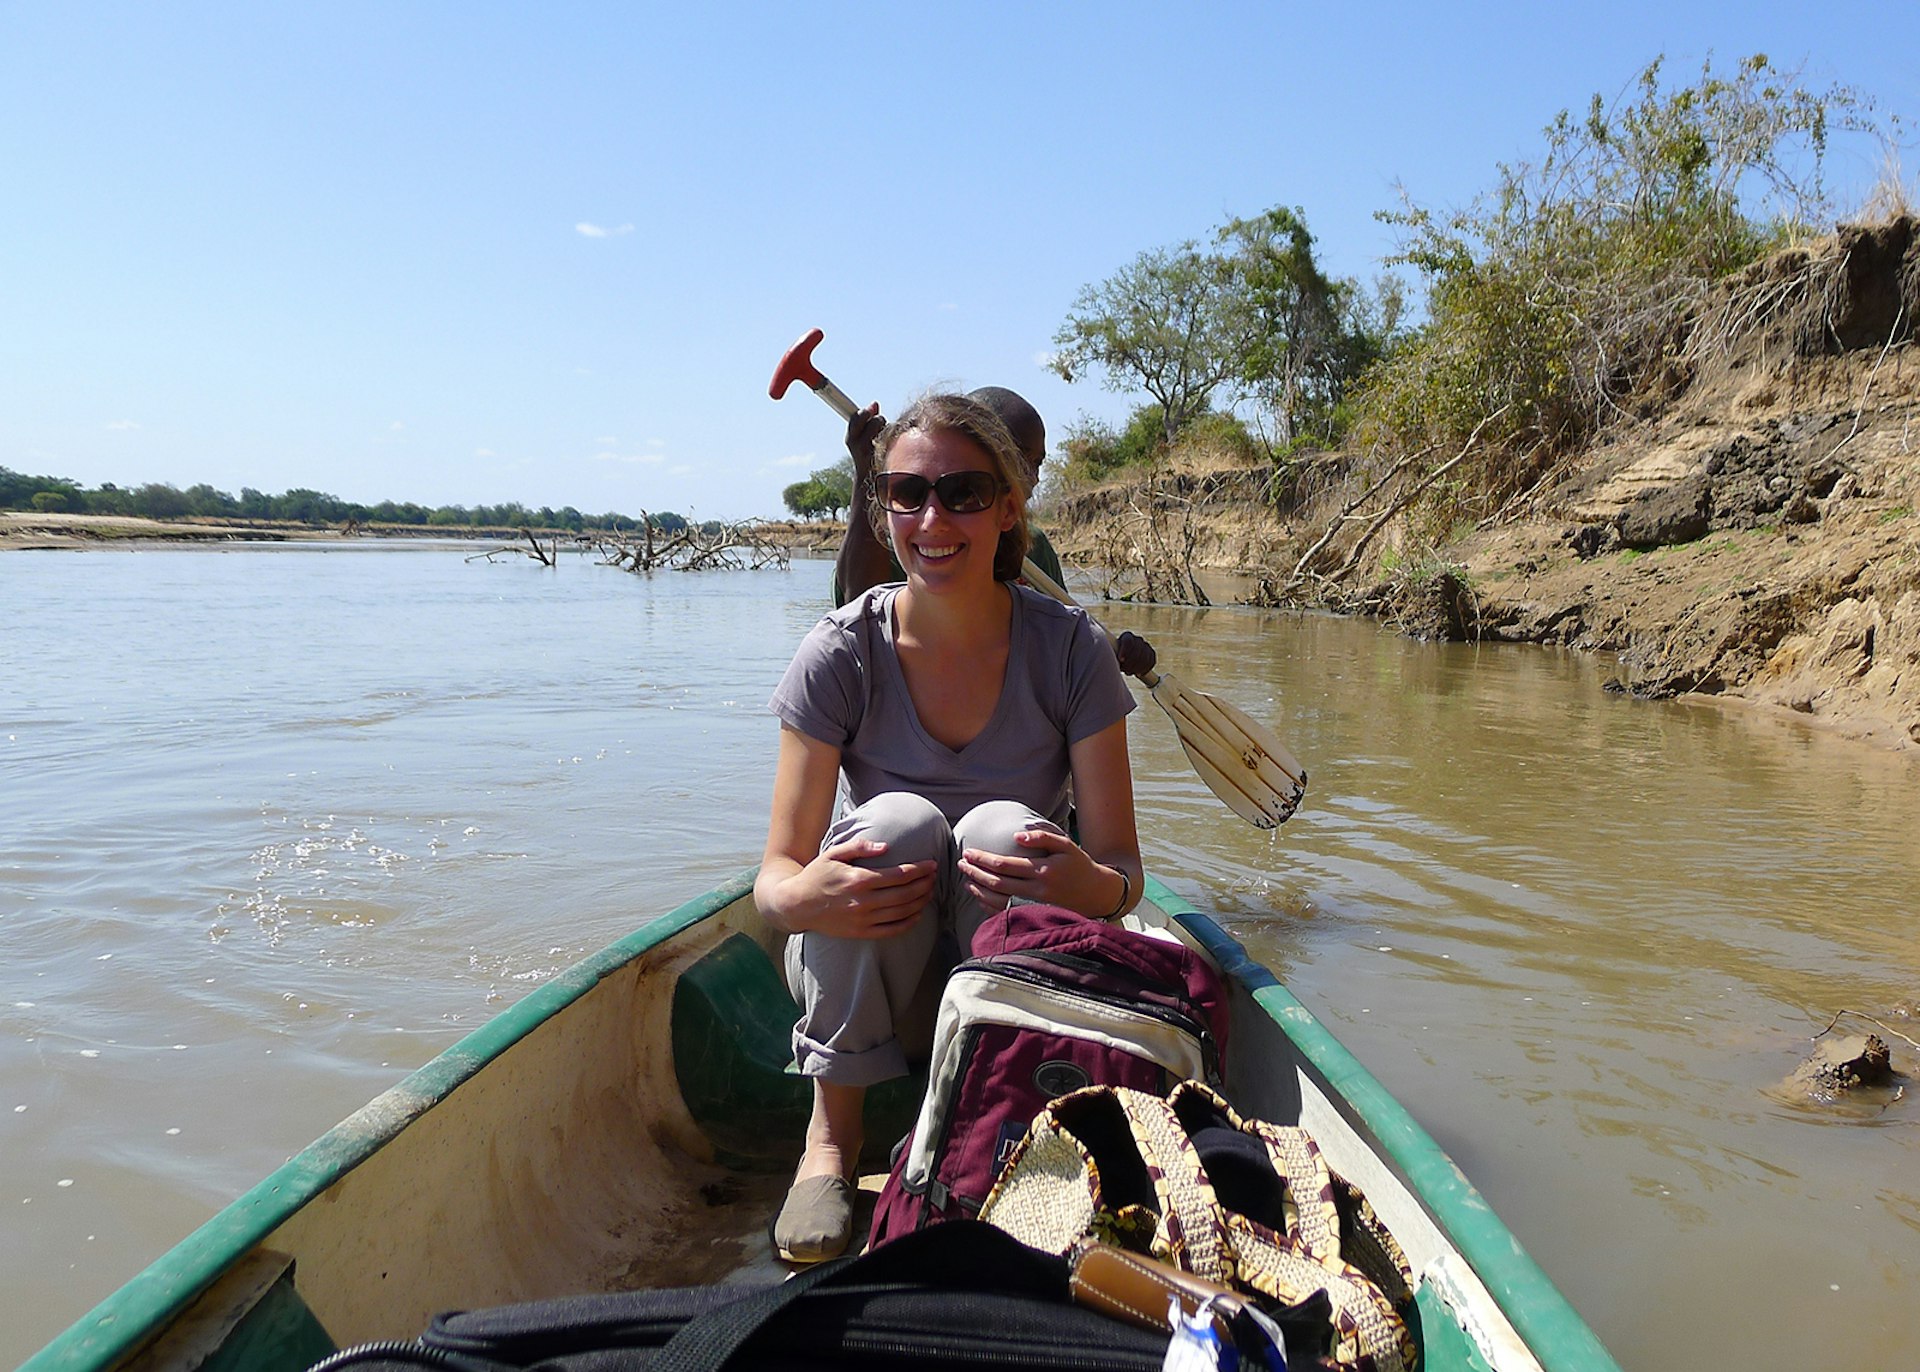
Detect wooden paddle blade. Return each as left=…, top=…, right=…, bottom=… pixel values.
left=1150, top=678, right=1299, bottom=798
left=1150, top=673, right=1306, bottom=828
left=1180, top=685, right=1307, bottom=790
left=1174, top=735, right=1288, bottom=829
left=1013, top=557, right=1306, bottom=825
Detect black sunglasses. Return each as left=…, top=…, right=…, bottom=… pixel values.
left=870, top=470, right=1004, bottom=515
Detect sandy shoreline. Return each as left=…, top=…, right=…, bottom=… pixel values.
left=0, top=511, right=508, bottom=550
left=0, top=511, right=844, bottom=552
left=2, top=511, right=351, bottom=549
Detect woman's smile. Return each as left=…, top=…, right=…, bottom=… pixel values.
left=882, top=429, right=1010, bottom=588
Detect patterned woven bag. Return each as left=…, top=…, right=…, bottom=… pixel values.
left=978, top=1081, right=1417, bottom=1372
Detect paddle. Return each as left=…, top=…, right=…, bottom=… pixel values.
left=1010, top=560, right=1306, bottom=829
left=769, top=328, right=1308, bottom=829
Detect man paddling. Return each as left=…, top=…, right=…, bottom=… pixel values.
left=831, top=385, right=1158, bottom=678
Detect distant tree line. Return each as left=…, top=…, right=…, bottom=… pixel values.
left=0, top=466, right=672, bottom=533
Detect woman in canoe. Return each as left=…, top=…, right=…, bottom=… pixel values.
left=757, top=391, right=1142, bottom=1263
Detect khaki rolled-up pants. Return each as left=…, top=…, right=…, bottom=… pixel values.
left=784, top=791, right=1059, bottom=1086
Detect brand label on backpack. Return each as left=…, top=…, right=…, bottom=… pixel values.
left=1032, top=1059, right=1092, bottom=1097
left=994, top=1118, right=1029, bottom=1173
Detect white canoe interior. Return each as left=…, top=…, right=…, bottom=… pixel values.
left=34, top=875, right=1603, bottom=1372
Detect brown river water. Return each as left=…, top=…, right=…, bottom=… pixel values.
left=2, top=543, right=1916, bottom=1369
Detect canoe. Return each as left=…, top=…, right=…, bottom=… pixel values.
left=24, top=872, right=1621, bottom=1372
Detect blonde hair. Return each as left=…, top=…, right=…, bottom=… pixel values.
left=871, top=393, right=1032, bottom=582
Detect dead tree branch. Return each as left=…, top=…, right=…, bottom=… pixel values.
left=1327, top=405, right=1512, bottom=585
left=592, top=514, right=790, bottom=573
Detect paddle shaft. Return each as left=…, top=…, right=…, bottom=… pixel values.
left=1010, top=559, right=1161, bottom=686
left=1022, top=559, right=1307, bottom=821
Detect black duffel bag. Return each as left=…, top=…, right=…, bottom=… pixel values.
left=309, top=1221, right=1172, bottom=1372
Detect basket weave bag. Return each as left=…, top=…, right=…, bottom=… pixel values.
left=977, top=1081, right=1417, bottom=1372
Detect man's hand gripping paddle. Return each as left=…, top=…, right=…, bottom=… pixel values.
left=769, top=328, right=1307, bottom=829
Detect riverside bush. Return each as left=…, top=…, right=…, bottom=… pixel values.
left=1358, top=55, right=1886, bottom=537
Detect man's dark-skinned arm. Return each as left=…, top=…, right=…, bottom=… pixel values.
left=831, top=402, right=895, bottom=607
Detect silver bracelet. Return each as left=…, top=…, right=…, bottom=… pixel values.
left=1103, top=866, right=1131, bottom=921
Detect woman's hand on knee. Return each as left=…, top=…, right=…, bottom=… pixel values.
left=959, top=828, right=1102, bottom=915
left=788, top=838, right=937, bottom=940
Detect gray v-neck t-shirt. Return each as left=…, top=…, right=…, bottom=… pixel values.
left=768, top=583, right=1136, bottom=827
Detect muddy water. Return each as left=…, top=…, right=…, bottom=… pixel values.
left=1122, top=592, right=1920, bottom=1369
left=2, top=546, right=1916, bottom=1369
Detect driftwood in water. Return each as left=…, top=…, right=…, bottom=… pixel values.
left=465, top=528, right=569, bottom=566
left=593, top=514, right=790, bottom=573
left=461, top=517, right=790, bottom=573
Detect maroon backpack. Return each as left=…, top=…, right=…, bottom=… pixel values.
left=868, top=903, right=1227, bottom=1247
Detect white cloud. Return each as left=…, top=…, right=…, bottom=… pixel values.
left=575, top=222, right=635, bottom=238
left=105, top=419, right=140, bottom=431
left=592, top=450, right=665, bottom=465
left=390, top=420, right=405, bottom=431
left=938, top=302, right=958, bottom=312
left=668, top=463, right=693, bottom=476
left=595, top=435, right=618, bottom=445
left=1032, top=350, right=1056, bottom=369
left=475, top=448, right=496, bottom=458
left=648, top=437, right=666, bottom=447
left=773, top=452, right=814, bottom=468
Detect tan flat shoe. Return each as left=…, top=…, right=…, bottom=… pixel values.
left=771, top=1174, right=854, bottom=1264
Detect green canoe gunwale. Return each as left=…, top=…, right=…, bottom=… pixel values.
left=23, top=870, right=760, bottom=1372
left=26, top=867, right=1619, bottom=1372
left=1152, top=877, right=1621, bottom=1372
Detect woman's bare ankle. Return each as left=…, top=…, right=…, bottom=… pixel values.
left=794, top=1140, right=858, bottom=1184
left=797, top=1080, right=864, bottom=1182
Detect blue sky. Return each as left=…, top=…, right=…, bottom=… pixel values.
left=3, top=2, right=1914, bottom=521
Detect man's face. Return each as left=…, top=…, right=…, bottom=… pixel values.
left=1020, top=428, right=1046, bottom=486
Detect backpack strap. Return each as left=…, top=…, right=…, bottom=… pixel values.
left=649, top=1221, right=1069, bottom=1372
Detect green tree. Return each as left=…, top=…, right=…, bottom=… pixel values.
left=1218, top=207, right=1343, bottom=445
left=815, top=457, right=854, bottom=519
left=782, top=479, right=826, bottom=519
left=0, top=468, right=84, bottom=511
left=1051, top=241, right=1254, bottom=447
left=183, top=483, right=236, bottom=517
left=134, top=482, right=190, bottom=519
left=782, top=459, right=854, bottom=520
left=278, top=489, right=340, bottom=525
left=1216, top=207, right=1404, bottom=448
left=1362, top=54, right=1882, bottom=523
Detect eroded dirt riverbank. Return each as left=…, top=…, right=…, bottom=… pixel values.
left=1046, top=221, right=1920, bottom=756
